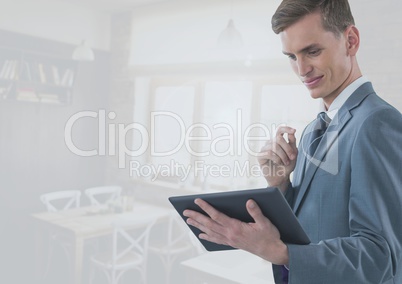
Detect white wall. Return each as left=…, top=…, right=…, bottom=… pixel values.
left=128, top=0, right=402, bottom=110
left=129, top=0, right=282, bottom=65
left=350, top=0, right=402, bottom=110
left=0, top=0, right=110, bottom=50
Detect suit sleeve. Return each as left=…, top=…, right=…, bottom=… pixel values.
left=286, top=108, right=402, bottom=283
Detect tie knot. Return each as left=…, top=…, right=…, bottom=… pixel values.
left=302, top=112, right=332, bottom=158
left=317, top=112, right=331, bottom=130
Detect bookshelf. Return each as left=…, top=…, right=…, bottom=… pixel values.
left=0, top=46, right=77, bottom=105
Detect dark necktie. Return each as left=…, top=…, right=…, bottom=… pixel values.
left=281, top=112, right=331, bottom=283
left=303, top=111, right=332, bottom=158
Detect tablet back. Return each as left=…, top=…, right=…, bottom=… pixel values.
left=169, top=187, right=310, bottom=251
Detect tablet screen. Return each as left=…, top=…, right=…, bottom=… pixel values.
left=169, top=187, right=310, bottom=251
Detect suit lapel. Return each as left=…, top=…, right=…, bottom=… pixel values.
left=293, top=82, right=374, bottom=214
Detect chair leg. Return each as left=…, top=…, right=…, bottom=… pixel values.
left=165, top=255, right=177, bottom=284
left=43, top=234, right=75, bottom=282
left=42, top=238, right=55, bottom=280
left=155, top=254, right=176, bottom=284
left=143, top=265, right=147, bottom=284
left=112, top=269, right=117, bottom=284
left=61, top=243, right=73, bottom=281
left=88, top=262, right=95, bottom=284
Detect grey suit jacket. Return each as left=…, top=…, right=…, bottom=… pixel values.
left=273, top=82, right=402, bottom=284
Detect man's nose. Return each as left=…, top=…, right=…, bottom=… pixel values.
left=297, top=58, right=313, bottom=77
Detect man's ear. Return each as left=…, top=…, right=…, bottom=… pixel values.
left=345, top=25, right=360, bottom=56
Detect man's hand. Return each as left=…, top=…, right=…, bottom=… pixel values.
left=258, top=126, right=298, bottom=192
left=183, top=198, right=289, bottom=265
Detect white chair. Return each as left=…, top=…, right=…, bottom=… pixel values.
left=39, top=190, right=81, bottom=280
left=84, top=186, right=122, bottom=206
left=40, top=189, right=81, bottom=212
left=149, top=212, right=200, bottom=284
left=89, top=218, right=156, bottom=284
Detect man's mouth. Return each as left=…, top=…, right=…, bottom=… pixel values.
left=303, top=76, right=324, bottom=88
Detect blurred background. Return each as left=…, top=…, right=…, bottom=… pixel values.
left=1, top=0, right=401, bottom=283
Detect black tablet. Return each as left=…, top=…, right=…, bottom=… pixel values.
left=169, top=187, right=310, bottom=251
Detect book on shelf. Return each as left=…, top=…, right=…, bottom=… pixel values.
left=51, top=65, right=61, bottom=85
left=0, top=60, right=19, bottom=80
left=0, top=45, right=76, bottom=105
left=19, top=61, right=32, bottom=81
left=38, top=63, right=47, bottom=83
left=0, top=83, right=13, bottom=99
left=16, top=87, right=39, bottom=102
left=61, top=68, right=75, bottom=87
left=39, top=93, right=63, bottom=104
left=0, top=60, right=10, bottom=79
left=11, top=60, right=19, bottom=80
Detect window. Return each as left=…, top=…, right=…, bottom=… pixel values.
left=152, top=86, right=195, bottom=169
left=131, top=77, right=320, bottom=191
left=198, top=81, right=253, bottom=190
left=260, top=85, right=320, bottom=148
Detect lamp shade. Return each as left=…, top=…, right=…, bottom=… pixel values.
left=217, top=19, right=243, bottom=48
left=72, top=40, right=95, bottom=61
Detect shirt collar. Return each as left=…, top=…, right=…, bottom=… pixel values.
left=325, top=76, right=369, bottom=120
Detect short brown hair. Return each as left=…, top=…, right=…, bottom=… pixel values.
left=271, top=0, right=355, bottom=35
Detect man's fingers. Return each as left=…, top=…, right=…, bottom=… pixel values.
left=287, top=131, right=297, bottom=149
left=276, top=127, right=297, bottom=160
left=184, top=198, right=229, bottom=226
left=247, top=199, right=280, bottom=241
left=259, top=147, right=286, bottom=166
left=183, top=199, right=232, bottom=246
left=246, top=199, right=267, bottom=225
left=184, top=208, right=223, bottom=239
left=276, top=134, right=297, bottom=161
left=271, top=145, right=291, bottom=166
left=186, top=215, right=221, bottom=239
left=260, top=128, right=297, bottom=166
left=276, top=126, right=296, bottom=138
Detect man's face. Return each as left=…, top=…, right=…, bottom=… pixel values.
left=280, top=12, right=353, bottom=107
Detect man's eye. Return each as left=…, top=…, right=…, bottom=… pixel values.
left=288, top=54, right=296, bottom=61
left=308, top=49, right=321, bottom=56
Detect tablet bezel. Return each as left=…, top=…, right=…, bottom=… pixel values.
left=169, top=187, right=310, bottom=251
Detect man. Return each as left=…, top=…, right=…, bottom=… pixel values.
left=184, top=0, right=402, bottom=283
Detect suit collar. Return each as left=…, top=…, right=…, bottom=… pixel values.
left=293, top=82, right=375, bottom=213
left=327, top=76, right=369, bottom=115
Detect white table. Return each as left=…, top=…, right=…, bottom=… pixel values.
left=181, top=250, right=275, bottom=284
left=32, top=202, right=172, bottom=284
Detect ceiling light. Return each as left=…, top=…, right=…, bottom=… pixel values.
left=217, top=0, right=243, bottom=48
left=217, top=18, right=243, bottom=48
